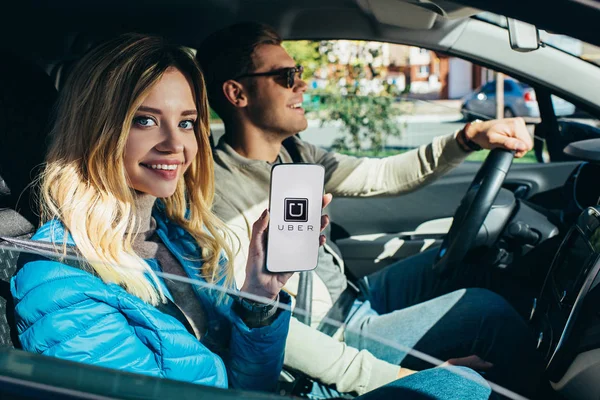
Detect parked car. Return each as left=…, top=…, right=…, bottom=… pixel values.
left=461, top=79, right=576, bottom=120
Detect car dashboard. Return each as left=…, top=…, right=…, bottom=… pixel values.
left=529, top=204, right=600, bottom=399
left=561, top=162, right=600, bottom=226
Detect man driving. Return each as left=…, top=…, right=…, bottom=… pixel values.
left=197, top=22, right=542, bottom=398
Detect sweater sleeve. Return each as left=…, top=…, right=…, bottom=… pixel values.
left=11, top=257, right=228, bottom=388
left=302, top=133, right=469, bottom=197
left=211, top=190, right=257, bottom=289
left=284, top=317, right=399, bottom=395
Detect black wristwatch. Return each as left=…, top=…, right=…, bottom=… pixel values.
left=234, top=294, right=279, bottom=328
left=458, top=120, right=483, bottom=152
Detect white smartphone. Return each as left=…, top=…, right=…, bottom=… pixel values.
left=266, top=163, right=325, bottom=273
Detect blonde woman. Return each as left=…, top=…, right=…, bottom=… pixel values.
left=10, top=33, right=332, bottom=392
left=9, top=33, right=494, bottom=400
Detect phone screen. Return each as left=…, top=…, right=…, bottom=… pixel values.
left=266, top=164, right=325, bottom=273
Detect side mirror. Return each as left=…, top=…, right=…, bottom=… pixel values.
left=507, top=18, right=540, bottom=52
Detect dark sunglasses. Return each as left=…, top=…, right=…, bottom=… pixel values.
left=234, top=65, right=304, bottom=88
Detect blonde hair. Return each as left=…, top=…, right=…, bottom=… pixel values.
left=40, top=33, right=235, bottom=305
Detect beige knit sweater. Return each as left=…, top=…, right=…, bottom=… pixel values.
left=212, top=132, right=468, bottom=395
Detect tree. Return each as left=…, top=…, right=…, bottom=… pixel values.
left=283, top=40, right=404, bottom=156
left=282, top=41, right=324, bottom=78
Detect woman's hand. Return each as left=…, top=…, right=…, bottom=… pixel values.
left=240, top=193, right=333, bottom=301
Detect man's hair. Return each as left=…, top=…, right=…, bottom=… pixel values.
left=196, top=22, right=281, bottom=121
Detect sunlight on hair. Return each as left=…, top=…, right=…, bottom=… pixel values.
left=37, top=34, right=236, bottom=305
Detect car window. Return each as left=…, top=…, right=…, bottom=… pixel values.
left=485, top=81, right=516, bottom=93
left=0, top=243, right=504, bottom=399
left=481, top=82, right=496, bottom=94
left=517, top=82, right=530, bottom=90
left=281, top=40, right=538, bottom=164
left=504, top=81, right=516, bottom=93
left=552, top=95, right=599, bottom=125
left=533, top=93, right=600, bottom=162
left=477, top=11, right=600, bottom=68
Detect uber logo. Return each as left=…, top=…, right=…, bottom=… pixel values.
left=284, top=198, right=308, bottom=222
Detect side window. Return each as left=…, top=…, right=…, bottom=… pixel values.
left=504, top=81, right=516, bottom=93
left=535, top=93, right=600, bottom=162
left=417, top=65, right=430, bottom=76
left=481, top=82, right=496, bottom=94
left=282, top=40, right=539, bottom=163
left=480, top=81, right=516, bottom=94
left=551, top=95, right=599, bottom=124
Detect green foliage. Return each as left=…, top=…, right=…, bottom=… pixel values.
left=209, top=107, right=222, bottom=123
left=338, top=148, right=539, bottom=164
left=281, top=41, right=324, bottom=78
left=320, top=94, right=402, bottom=155
left=463, top=149, right=538, bottom=163
left=284, top=40, right=404, bottom=156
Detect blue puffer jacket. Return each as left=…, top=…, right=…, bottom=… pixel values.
left=10, top=205, right=291, bottom=392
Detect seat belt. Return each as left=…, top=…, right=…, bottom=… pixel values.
left=208, top=129, right=216, bottom=150
left=281, top=136, right=302, bottom=164
left=295, top=272, right=313, bottom=326
left=282, top=137, right=364, bottom=337
left=0, top=236, right=198, bottom=338
left=282, top=136, right=313, bottom=326
left=1, top=236, right=79, bottom=257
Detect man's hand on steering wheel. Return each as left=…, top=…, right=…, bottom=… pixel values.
left=435, top=118, right=533, bottom=276
left=462, top=118, right=534, bottom=158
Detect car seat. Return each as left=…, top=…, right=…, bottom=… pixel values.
left=0, top=51, right=57, bottom=348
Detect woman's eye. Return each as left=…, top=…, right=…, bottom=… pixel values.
left=179, top=120, right=195, bottom=130
left=133, top=116, right=157, bottom=127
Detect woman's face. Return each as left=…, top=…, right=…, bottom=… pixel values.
left=124, top=68, right=199, bottom=198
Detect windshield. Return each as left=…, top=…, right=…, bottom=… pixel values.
left=476, top=12, right=600, bottom=67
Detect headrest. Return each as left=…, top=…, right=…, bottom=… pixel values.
left=0, top=51, right=58, bottom=226
left=0, top=208, right=34, bottom=237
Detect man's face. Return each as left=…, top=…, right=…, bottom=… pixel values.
left=242, top=44, right=308, bottom=137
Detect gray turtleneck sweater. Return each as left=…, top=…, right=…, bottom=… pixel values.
left=212, top=133, right=469, bottom=394
left=131, top=194, right=208, bottom=339
left=130, top=194, right=277, bottom=338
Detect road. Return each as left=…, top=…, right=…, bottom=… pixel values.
left=211, top=114, right=466, bottom=150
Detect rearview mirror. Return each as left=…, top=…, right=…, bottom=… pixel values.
left=507, top=18, right=540, bottom=52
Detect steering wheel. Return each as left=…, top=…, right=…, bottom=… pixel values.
left=433, top=148, right=514, bottom=276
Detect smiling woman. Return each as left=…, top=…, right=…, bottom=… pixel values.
left=2, top=1, right=600, bottom=400
left=124, top=70, right=198, bottom=198
left=5, top=31, right=491, bottom=400
left=10, top=32, right=298, bottom=392
left=38, top=34, right=226, bottom=302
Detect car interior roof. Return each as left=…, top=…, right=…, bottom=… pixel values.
left=3, top=0, right=599, bottom=60
left=3, top=1, right=600, bottom=115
